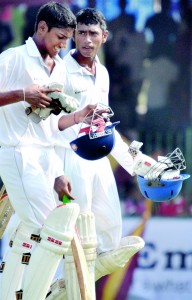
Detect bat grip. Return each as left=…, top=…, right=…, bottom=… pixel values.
left=62, top=195, right=72, bottom=204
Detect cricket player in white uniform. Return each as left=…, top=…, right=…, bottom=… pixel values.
left=59, top=8, right=137, bottom=254
left=49, top=11, right=186, bottom=297
left=48, top=10, right=146, bottom=297
left=0, top=3, right=108, bottom=300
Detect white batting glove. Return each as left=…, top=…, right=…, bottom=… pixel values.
left=48, top=91, right=79, bottom=113
left=128, top=140, right=180, bottom=180
left=128, top=140, right=157, bottom=178
left=47, top=81, right=79, bottom=113
left=128, top=140, right=143, bottom=158
left=133, top=153, right=158, bottom=177
left=132, top=149, right=181, bottom=181
left=46, top=81, right=79, bottom=114
left=25, top=82, right=79, bottom=123
left=152, top=155, right=180, bottom=180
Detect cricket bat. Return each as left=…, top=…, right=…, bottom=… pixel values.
left=62, top=196, right=92, bottom=300
left=0, top=184, right=14, bottom=239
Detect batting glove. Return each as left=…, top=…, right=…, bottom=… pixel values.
left=25, top=82, right=79, bottom=123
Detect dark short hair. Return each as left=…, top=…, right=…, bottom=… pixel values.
left=76, top=8, right=107, bottom=32
left=34, top=1, right=76, bottom=32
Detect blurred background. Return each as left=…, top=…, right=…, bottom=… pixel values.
left=0, top=0, right=192, bottom=299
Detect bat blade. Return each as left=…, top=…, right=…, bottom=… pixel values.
left=0, top=186, right=14, bottom=239
left=71, top=232, right=92, bottom=300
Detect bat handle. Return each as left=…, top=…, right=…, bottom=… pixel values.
left=62, top=195, right=72, bottom=204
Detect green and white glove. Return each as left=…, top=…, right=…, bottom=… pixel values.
left=25, top=82, right=79, bottom=123
left=48, top=90, right=79, bottom=113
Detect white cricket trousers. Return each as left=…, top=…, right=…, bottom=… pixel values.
left=0, top=145, right=58, bottom=230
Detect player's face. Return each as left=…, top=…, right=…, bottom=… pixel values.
left=37, top=21, right=74, bottom=57
left=74, top=23, right=108, bottom=59
left=45, top=27, right=74, bottom=57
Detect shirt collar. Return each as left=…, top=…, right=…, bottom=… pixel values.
left=25, top=37, right=42, bottom=57
left=64, top=49, right=100, bottom=74
left=25, top=37, right=61, bottom=64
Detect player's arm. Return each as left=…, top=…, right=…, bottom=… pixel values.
left=0, top=85, right=56, bottom=107
left=128, top=142, right=186, bottom=180
left=110, top=129, right=135, bottom=175
left=0, top=90, right=25, bottom=106
left=111, top=131, right=185, bottom=180
left=58, top=104, right=110, bottom=131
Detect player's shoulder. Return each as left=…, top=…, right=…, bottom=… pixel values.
left=97, top=61, right=109, bottom=79
left=99, top=62, right=108, bottom=73
left=0, top=43, right=24, bottom=56
left=0, top=44, right=25, bottom=68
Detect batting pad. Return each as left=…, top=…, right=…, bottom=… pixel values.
left=76, top=211, right=97, bottom=282
left=64, top=211, right=97, bottom=300
left=95, top=235, right=145, bottom=281
left=46, top=235, right=144, bottom=299
left=0, top=194, right=14, bottom=238
left=22, top=203, right=80, bottom=300
left=1, top=222, right=39, bottom=300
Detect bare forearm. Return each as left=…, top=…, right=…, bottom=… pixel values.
left=58, top=111, right=79, bottom=130
left=0, top=90, right=24, bottom=106
left=58, top=104, right=110, bottom=131
left=58, top=105, right=95, bottom=130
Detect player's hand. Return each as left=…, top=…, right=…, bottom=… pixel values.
left=25, top=82, right=80, bottom=122
left=54, top=175, right=75, bottom=201
left=75, top=104, right=110, bottom=124
left=23, top=84, right=60, bottom=108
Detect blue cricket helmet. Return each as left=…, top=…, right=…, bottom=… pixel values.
left=137, top=174, right=190, bottom=202
left=70, top=121, right=120, bottom=160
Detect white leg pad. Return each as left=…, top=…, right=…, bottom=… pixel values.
left=22, top=203, right=80, bottom=300
left=46, top=234, right=144, bottom=299
left=64, top=255, right=81, bottom=300
left=0, top=222, right=39, bottom=300
left=64, top=211, right=97, bottom=300
left=95, top=236, right=145, bottom=281
left=76, top=211, right=97, bottom=297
